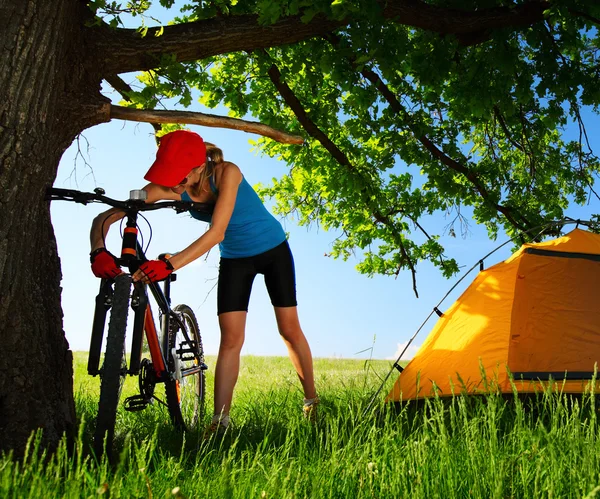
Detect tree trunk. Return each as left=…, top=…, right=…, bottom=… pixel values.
left=0, top=0, right=108, bottom=455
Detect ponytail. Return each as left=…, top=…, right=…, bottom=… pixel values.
left=205, top=142, right=224, bottom=165
left=191, top=142, right=223, bottom=197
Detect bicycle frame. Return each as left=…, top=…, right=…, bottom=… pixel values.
left=86, top=203, right=198, bottom=385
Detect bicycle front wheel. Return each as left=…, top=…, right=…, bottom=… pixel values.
left=93, top=273, right=131, bottom=459
left=165, top=304, right=205, bottom=430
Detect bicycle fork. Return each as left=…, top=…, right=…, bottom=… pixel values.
left=88, top=280, right=113, bottom=376
left=87, top=280, right=154, bottom=377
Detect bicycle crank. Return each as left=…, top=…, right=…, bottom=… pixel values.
left=124, top=394, right=149, bottom=412
left=124, top=358, right=156, bottom=412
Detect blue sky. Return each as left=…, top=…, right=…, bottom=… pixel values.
left=52, top=115, right=599, bottom=360
left=50, top=4, right=600, bottom=360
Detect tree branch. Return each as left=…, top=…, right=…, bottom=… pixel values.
left=517, top=103, right=536, bottom=179
left=105, top=74, right=162, bottom=136
left=492, top=105, right=525, bottom=152
left=355, top=63, right=531, bottom=232
left=265, top=62, right=351, bottom=165
left=109, top=105, right=304, bottom=144
left=570, top=10, right=600, bottom=26
left=90, top=1, right=551, bottom=74
left=263, top=50, right=420, bottom=296
left=105, top=73, right=302, bottom=144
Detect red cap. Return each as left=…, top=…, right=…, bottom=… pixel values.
left=144, top=130, right=207, bottom=187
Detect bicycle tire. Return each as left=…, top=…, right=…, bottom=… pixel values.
left=93, top=273, right=131, bottom=458
left=165, top=304, right=205, bottom=430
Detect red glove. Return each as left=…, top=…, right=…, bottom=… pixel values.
left=138, top=256, right=174, bottom=282
left=90, top=248, right=121, bottom=279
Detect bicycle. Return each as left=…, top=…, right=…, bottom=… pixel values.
left=48, top=187, right=212, bottom=458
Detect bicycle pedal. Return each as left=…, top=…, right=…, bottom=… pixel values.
left=176, top=341, right=198, bottom=358
left=124, top=395, right=151, bottom=412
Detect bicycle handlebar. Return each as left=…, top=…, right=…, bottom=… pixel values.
left=47, top=187, right=213, bottom=215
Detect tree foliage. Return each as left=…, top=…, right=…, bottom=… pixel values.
left=89, top=0, right=600, bottom=293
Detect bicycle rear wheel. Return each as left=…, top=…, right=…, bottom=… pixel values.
left=165, top=304, right=205, bottom=430
left=93, top=274, right=131, bottom=458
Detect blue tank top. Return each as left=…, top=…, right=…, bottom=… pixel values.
left=181, top=175, right=286, bottom=258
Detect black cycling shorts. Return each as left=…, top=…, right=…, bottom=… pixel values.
left=217, top=240, right=297, bottom=314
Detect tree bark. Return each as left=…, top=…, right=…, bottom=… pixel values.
left=91, top=1, right=550, bottom=74
left=0, top=0, right=108, bottom=455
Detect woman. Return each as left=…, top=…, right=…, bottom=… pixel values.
left=89, top=130, right=318, bottom=434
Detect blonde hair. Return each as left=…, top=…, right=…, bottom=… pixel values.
left=205, top=142, right=224, bottom=165
left=192, top=142, right=224, bottom=196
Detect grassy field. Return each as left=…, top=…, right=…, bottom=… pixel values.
left=3, top=353, right=600, bottom=498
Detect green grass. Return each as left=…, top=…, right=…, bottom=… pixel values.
left=3, top=354, right=600, bottom=498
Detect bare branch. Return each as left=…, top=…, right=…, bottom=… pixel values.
left=105, top=73, right=306, bottom=144
left=66, top=134, right=96, bottom=186
left=109, top=105, right=305, bottom=145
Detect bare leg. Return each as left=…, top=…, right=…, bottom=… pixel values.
left=274, top=306, right=317, bottom=399
left=213, top=311, right=247, bottom=417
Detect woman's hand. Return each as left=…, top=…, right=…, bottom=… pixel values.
left=90, top=248, right=122, bottom=279
left=133, top=256, right=174, bottom=283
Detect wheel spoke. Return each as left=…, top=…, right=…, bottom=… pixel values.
left=164, top=304, right=205, bottom=430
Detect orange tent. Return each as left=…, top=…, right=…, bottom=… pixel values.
left=387, top=228, right=600, bottom=401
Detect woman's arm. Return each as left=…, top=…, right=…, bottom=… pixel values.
left=89, top=183, right=177, bottom=251
left=166, top=162, right=242, bottom=271
left=90, top=207, right=125, bottom=252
